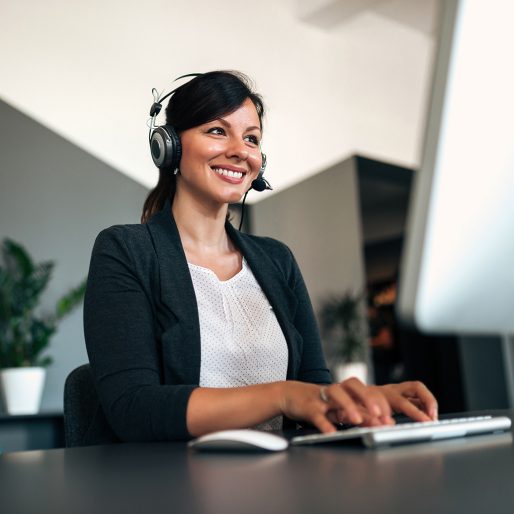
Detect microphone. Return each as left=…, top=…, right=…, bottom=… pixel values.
left=251, top=177, right=273, bottom=192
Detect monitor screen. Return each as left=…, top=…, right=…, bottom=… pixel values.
left=398, top=0, right=514, bottom=334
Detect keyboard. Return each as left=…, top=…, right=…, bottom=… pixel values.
left=291, top=415, right=512, bottom=448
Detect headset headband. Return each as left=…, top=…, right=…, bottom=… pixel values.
left=147, top=72, right=272, bottom=201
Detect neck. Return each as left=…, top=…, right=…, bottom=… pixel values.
left=172, top=188, right=230, bottom=251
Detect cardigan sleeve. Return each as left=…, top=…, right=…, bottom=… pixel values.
left=84, top=226, right=197, bottom=442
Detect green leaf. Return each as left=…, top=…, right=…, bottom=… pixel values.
left=55, top=278, right=87, bottom=320
left=319, top=292, right=367, bottom=363
left=35, top=355, right=53, bottom=368
left=30, top=318, right=56, bottom=357
left=0, top=268, right=12, bottom=322
left=10, top=261, right=54, bottom=315
left=0, top=237, right=86, bottom=368
left=2, top=239, right=35, bottom=279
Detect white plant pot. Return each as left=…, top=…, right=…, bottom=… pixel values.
left=334, top=362, right=368, bottom=384
left=0, top=367, right=46, bottom=415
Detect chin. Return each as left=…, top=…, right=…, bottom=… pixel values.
left=217, top=185, right=250, bottom=205
left=223, top=192, right=246, bottom=205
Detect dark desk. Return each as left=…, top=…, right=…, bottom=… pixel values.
left=1, top=410, right=513, bottom=514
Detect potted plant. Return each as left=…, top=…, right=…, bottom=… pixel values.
left=319, top=292, right=368, bottom=383
left=0, top=238, right=86, bottom=415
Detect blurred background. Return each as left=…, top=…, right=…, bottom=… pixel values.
left=1, top=0, right=510, bottom=427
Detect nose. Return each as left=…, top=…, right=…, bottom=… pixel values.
left=226, top=137, right=249, bottom=161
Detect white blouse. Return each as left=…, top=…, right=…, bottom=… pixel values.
left=188, top=258, right=288, bottom=430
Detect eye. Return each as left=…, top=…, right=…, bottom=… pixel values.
left=244, top=134, right=260, bottom=145
left=207, top=127, right=225, bottom=136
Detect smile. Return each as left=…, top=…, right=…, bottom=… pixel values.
left=211, top=167, right=245, bottom=180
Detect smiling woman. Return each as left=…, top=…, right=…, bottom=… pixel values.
left=83, top=71, right=438, bottom=444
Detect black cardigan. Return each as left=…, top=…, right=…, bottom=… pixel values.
left=84, top=200, right=331, bottom=442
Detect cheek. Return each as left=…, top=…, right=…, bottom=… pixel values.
left=181, top=139, right=224, bottom=165
left=248, top=152, right=263, bottom=175
left=203, top=141, right=226, bottom=159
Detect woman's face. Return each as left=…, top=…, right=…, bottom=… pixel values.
left=177, top=98, right=263, bottom=207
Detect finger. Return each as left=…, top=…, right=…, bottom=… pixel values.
left=358, top=409, right=396, bottom=427
left=341, top=379, right=392, bottom=422
left=357, top=413, right=383, bottom=427
left=358, top=405, right=395, bottom=426
left=328, top=391, right=395, bottom=427
left=324, top=384, right=363, bottom=425
left=327, top=410, right=341, bottom=425
left=400, top=381, right=438, bottom=420
left=329, top=405, right=396, bottom=427
left=391, top=396, right=432, bottom=422
left=329, top=408, right=352, bottom=425
left=403, top=397, right=423, bottom=409
left=329, top=406, right=364, bottom=425
left=311, top=412, right=337, bottom=434
left=327, top=406, right=368, bottom=426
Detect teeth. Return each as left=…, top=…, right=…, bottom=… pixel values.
left=212, top=168, right=243, bottom=179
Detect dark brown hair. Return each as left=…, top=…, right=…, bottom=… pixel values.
left=141, top=70, right=265, bottom=223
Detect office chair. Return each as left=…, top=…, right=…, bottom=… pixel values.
left=63, top=363, right=119, bottom=447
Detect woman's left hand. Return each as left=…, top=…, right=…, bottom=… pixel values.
left=373, top=381, right=438, bottom=422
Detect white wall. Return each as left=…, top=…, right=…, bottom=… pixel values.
left=334, top=12, right=436, bottom=168
left=251, top=157, right=364, bottom=313
left=0, top=0, right=437, bottom=199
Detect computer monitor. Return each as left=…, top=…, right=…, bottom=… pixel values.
left=398, top=0, right=514, bottom=335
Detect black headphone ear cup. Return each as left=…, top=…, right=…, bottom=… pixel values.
left=150, top=125, right=181, bottom=171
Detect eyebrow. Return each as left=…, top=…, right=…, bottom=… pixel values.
left=215, top=117, right=262, bottom=133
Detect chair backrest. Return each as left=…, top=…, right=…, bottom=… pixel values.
left=63, top=364, right=119, bottom=447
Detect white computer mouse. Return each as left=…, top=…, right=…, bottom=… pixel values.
left=188, top=429, right=289, bottom=452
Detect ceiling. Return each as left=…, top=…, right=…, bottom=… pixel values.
left=0, top=0, right=439, bottom=201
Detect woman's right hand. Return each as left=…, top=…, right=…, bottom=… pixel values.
left=278, top=378, right=395, bottom=433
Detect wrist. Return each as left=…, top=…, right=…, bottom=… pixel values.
left=375, top=384, right=392, bottom=399
left=273, top=381, right=289, bottom=415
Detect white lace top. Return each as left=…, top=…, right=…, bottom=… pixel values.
left=188, top=258, right=288, bottom=430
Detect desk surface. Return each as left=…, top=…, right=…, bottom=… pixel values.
left=1, top=410, right=513, bottom=514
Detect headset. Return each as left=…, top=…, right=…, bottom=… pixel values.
left=148, top=74, right=273, bottom=193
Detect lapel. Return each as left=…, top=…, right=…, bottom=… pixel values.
left=146, top=200, right=201, bottom=360
left=226, top=223, right=298, bottom=321
left=146, top=200, right=300, bottom=382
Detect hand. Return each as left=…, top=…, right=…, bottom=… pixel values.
left=374, top=381, right=438, bottom=422
left=278, top=378, right=394, bottom=434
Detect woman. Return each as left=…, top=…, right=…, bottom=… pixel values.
left=84, top=70, right=437, bottom=442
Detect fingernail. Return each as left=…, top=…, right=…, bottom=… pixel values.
left=373, top=405, right=381, bottom=417
left=352, top=412, right=363, bottom=425
left=385, top=415, right=395, bottom=425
